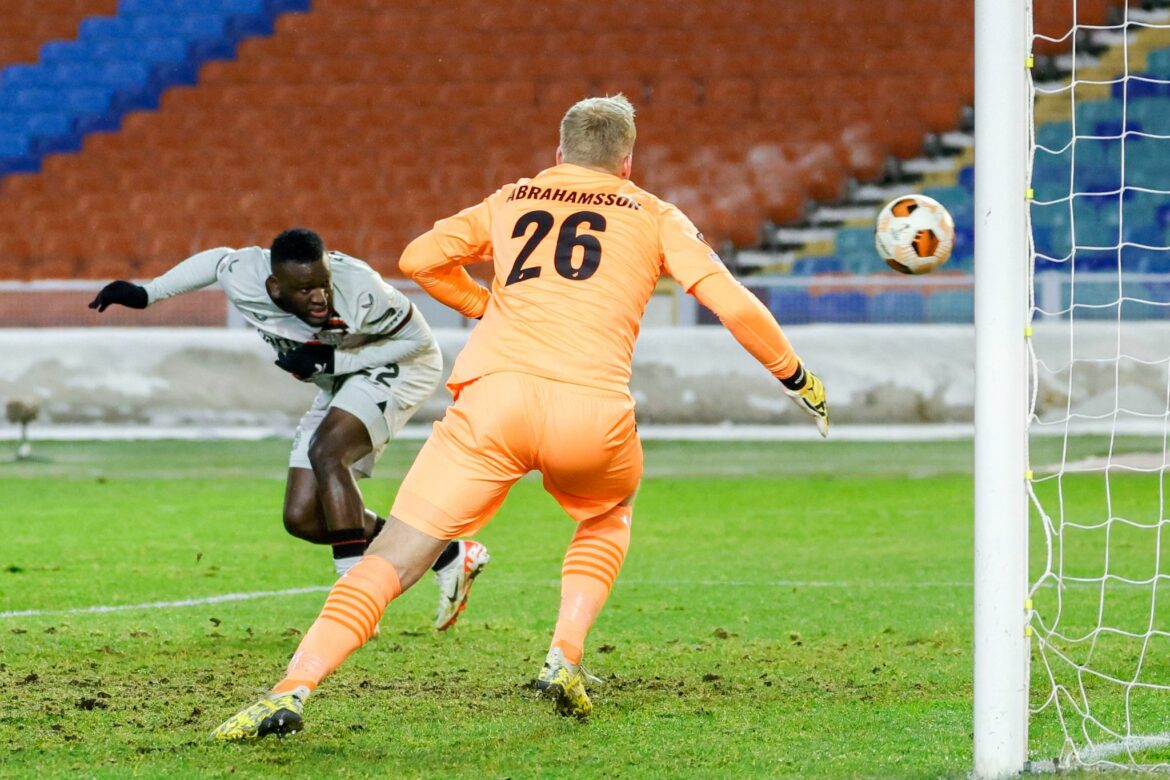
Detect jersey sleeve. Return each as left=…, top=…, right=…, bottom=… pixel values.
left=429, top=197, right=495, bottom=263
left=659, top=204, right=727, bottom=293
left=399, top=198, right=495, bottom=319
left=143, top=247, right=234, bottom=305
left=689, top=266, right=802, bottom=383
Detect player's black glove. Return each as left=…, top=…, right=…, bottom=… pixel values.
left=88, top=280, right=148, bottom=312
left=274, top=342, right=335, bottom=381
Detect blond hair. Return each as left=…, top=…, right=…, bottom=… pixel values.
left=559, top=94, right=637, bottom=172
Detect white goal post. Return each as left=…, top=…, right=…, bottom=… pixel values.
left=973, top=0, right=1031, bottom=777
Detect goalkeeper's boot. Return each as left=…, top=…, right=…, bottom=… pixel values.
left=534, top=647, right=593, bottom=720
left=781, top=364, right=829, bottom=438
left=434, top=540, right=491, bottom=631
left=211, top=688, right=306, bottom=741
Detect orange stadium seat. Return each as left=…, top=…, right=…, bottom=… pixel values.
left=0, top=0, right=118, bottom=67
left=0, top=0, right=1013, bottom=278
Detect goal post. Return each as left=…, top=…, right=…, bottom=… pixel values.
left=973, top=0, right=1032, bottom=776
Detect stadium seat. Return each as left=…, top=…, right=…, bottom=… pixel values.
left=1075, top=100, right=1124, bottom=135
left=0, top=0, right=983, bottom=282
left=767, top=287, right=812, bottom=325
left=1065, top=278, right=1123, bottom=320
left=809, top=291, right=869, bottom=323
left=1146, top=48, right=1170, bottom=79
left=958, top=165, right=974, bottom=193
left=792, top=256, right=845, bottom=276
left=926, top=290, right=975, bottom=323
left=868, top=290, right=926, bottom=323
left=1036, top=121, right=1073, bottom=151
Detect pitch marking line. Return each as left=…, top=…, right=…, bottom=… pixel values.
left=0, top=585, right=331, bottom=619
left=0, top=580, right=972, bottom=620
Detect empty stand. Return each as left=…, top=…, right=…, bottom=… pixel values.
left=0, top=0, right=984, bottom=282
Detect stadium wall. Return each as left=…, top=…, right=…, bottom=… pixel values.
left=3, top=323, right=1160, bottom=430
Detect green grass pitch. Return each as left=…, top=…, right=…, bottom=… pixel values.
left=0, top=436, right=1166, bottom=778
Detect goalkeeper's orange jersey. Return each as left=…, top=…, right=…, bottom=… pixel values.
left=401, top=163, right=732, bottom=395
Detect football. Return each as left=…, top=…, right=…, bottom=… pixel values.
left=873, top=194, right=955, bottom=275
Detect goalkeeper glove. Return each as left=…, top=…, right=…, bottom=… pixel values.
left=274, top=342, right=335, bottom=381
left=780, top=363, right=829, bottom=438
left=88, top=280, right=148, bottom=312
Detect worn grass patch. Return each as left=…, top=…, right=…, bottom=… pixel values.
left=0, top=437, right=1164, bottom=777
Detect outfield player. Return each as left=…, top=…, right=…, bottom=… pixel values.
left=88, top=228, right=489, bottom=631
left=213, top=96, right=827, bottom=739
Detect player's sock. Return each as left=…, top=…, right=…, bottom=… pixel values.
left=430, top=540, right=460, bottom=572
left=550, top=505, right=632, bottom=665
left=274, top=555, right=402, bottom=694
left=329, top=527, right=367, bottom=577
left=364, top=509, right=386, bottom=541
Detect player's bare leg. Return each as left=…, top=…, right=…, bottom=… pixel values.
left=283, top=436, right=480, bottom=625
left=213, top=517, right=448, bottom=740
left=283, top=466, right=382, bottom=559
left=537, top=490, right=637, bottom=720
left=306, top=408, right=378, bottom=576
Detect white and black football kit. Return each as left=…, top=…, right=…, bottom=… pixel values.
left=143, top=247, right=443, bottom=476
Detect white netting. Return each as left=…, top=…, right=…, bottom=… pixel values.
left=1028, top=2, right=1170, bottom=770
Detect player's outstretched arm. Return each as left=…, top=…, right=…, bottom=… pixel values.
left=92, top=247, right=232, bottom=315
left=690, top=272, right=829, bottom=437
left=399, top=231, right=490, bottom=319
left=88, top=280, right=147, bottom=311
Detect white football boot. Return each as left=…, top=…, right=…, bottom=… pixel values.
left=433, top=540, right=491, bottom=631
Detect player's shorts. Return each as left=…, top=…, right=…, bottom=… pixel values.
left=289, top=358, right=442, bottom=478
left=391, top=371, right=643, bottom=540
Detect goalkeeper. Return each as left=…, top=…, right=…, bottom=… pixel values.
left=88, top=228, right=489, bottom=631
left=213, top=95, right=827, bottom=739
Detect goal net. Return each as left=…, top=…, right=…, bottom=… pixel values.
left=1027, top=0, right=1170, bottom=769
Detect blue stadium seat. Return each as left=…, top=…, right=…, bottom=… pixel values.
left=1113, top=76, right=1170, bottom=101
left=926, top=290, right=974, bottom=323
left=79, top=17, right=136, bottom=41
left=0, top=134, right=31, bottom=156
left=1075, top=100, right=1124, bottom=135
left=1033, top=210, right=1074, bottom=259
left=1128, top=98, right=1170, bottom=135
left=809, top=291, right=868, bottom=323
left=1121, top=223, right=1162, bottom=246
left=0, top=112, right=72, bottom=136
left=947, top=253, right=974, bottom=273
left=130, top=14, right=227, bottom=41
left=1131, top=248, right=1170, bottom=273
left=1031, top=161, right=1071, bottom=203
left=1065, top=280, right=1122, bottom=320
left=120, top=0, right=175, bottom=14
left=767, top=287, right=812, bottom=325
left=868, top=290, right=926, bottom=323
left=63, top=88, right=114, bottom=114
left=39, top=40, right=98, bottom=64
left=792, top=256, right=844, bottom=275
left=1122, top=287, right=1170, bottom=320
left=1094, top=119, right=1133, bottom=139
left=8, top=89, right=62, bottom=112
left=1, top=65, right=52, bottom=90
left=921, top=185, right=972, bottom=214
left=834, top=226, right=874, bottom=257
left=958, top=165, right=974, bottom=193
left=1036, top=121, right=1073, bottom=151
left=1146, top=49, right=1170, bottom=78
left=952, top=224, right=974, bottom=262
left=1073, top=250, right=1117, bottom=272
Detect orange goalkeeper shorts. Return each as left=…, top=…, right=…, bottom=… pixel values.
left=390, top=371, right=643, bottom=540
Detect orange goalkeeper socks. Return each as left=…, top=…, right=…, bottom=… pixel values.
left=551, top=505, right=632, bottom=665
left=273, top=555, right=402, bottom=694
